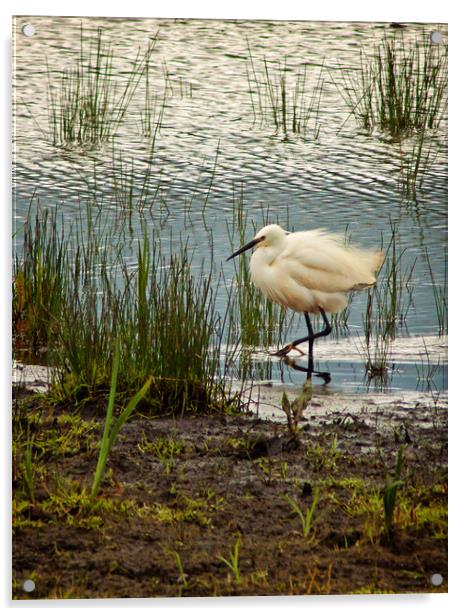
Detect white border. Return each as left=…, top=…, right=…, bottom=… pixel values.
left=2, top=1, right=463, bottom=614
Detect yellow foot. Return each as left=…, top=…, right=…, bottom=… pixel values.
left=272, top=343, right=306, bottom=357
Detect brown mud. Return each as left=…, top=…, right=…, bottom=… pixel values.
left=12, top=385, right=447, bottom=599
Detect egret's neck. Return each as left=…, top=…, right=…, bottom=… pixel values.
left=253, top=239, right=286, bottom=267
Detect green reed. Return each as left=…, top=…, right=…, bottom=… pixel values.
left=218, top=538, right=242, bottom=585
left=398, top=130, right=439, bottom=200
left=336, top=33, right=447, bottom=138
left=246, top=43, right=323, bottom=138
left=362, top=223, right=416, bottom=383
left=383, top=447, right=405, bottom=540
left=162, top=61, right=193, bottom=99
left=13, top=205, right=67, bottom=360
left=57, top=237, right=230, bottom=414
left=140, top=41, right=167, bottom=137
left=110, top=134, right=162, bottom=215
left=284, top=490, right=319, bottom=538
left=14, top=206, right=241, bottom=416
left=22, top=424, right=36, bottom=502
left=415, top=341, right=444, bottom=390
left=47, top=28, right=157, bottom=147
left=91, top=342, right=152, bottom=498
left=424, top=247, right=448, bottom=336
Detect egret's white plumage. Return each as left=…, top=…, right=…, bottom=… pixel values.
left=247, top=224, right=384, bottom=315
left=227, top=223, right=384, bottom=364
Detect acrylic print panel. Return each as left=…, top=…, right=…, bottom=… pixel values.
left=12, top=15, right=447, bottom=599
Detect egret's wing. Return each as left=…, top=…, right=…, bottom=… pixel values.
left=279, top=231, right=382, bottom=293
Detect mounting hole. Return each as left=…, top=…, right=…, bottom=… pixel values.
left=430, top=31, right=443, bottom=44
left=21, top=23, right=36, bottom=37
left=430, top=573, right=443, bottom=586
left=22, top=579, right=35, bottom=592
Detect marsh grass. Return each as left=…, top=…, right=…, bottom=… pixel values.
left=162, top=61, right=193, bottom=99
left=22, top=426, right=35, bottom=502
left=169, top=550, right=189, bottom=591
left=281, top=380, right=313, bottom=439
left=110, top=134, right=162, bottom=215
left=398, top=131, right=439, bottom=200
left=415, top=341, right=444, bottom=390
left=13, top=206, right=242, bottom=416
left=383, top=447, right=405, bottom=540
left=425, top=247, right=448, bottom=336
left=335, top=33, right=447, bottom=138
left=90, top=343, right=152, bottom=498
left=362, top=224, right=416, bottom=383
left=284, top=490, right=319, bottom=538
left=56, top=235, right=232, bottom=414
left=140, top=42, right=167, bottom=137
left=247, top=44, right=323, bottom=138
left=47, top=28, right=157, bottom=147
left=137, top=433, right=186, bottom=473
left=218, top=538, right=242, bottom=584
left=13, top=205, right=66, bottom=359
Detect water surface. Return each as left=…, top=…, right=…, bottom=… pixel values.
left=12, top=16, right=448, bottom=392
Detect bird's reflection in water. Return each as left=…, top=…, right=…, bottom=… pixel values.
left=283, top=355, right=331, bottom=384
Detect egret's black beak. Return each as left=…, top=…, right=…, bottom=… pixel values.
left=226, top=237, right=264, bottom=261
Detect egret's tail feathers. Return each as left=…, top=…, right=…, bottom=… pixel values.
left=374, top=250, right=385, bottom=273
left=346, top=248, right=384, bottom=291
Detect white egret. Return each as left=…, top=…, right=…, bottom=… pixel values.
left=227, top=223, right=384, bottom=364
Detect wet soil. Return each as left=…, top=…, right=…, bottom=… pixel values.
left=12, top=386, right=447, bottom=599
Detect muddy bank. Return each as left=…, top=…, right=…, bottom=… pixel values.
left=12, top=380, right=447, bottom=599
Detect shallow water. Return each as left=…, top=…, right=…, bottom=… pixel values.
left=12, top=16, right=448, bottom=392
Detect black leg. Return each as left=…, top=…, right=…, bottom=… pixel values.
left=314, top=308, right=332, bottom=340
left=276, top=308, right=332, bottom=383
left=274, top=309, right=331, bottom=357
left=304, top=312, right=314, bottom=358
left=273, top=311, right=313, bottom=357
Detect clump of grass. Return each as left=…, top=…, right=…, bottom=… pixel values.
left=254, top=457, right=288, bottom=486
left=56, top=234, right=232, bottom=414
left=281, top=380, right=312, bottom=439
left=336, top=33, right=447, bottom=138
left=361, top=222, right=416, bottom=383
left=22, top=426, right=35, bottom=502
left=398, top=131, right=439, bottom=200
left=14, top=206, right=242, bottom=417
left=169, top=550, right=189, bottom=591
left=306, top=435, right=340, bottom=473
left=47, top=28, right=157, bottom=147
left=415, top=341, right=444, bottom=391
left=110, top=134, right=162, bottom=215
left=383, top=447, right=405, bottom=540
left=284, top=490, right=319, bottom=538
left=424, top=247, right=448, bottom=336
left=91, top=343, right=152, bottom=498
left=246, top=42, right=323, bottom=138
left=218, top=538, right=242, bottom=584
left=13, top=205, right=66, bottom=360
left=137, top=433, right=186, bottom=473
left=362, top=290, right=392, bottom=385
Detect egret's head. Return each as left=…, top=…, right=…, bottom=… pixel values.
left=226, top=224, right=286, bottom=261
left=254, top=224, right=287, bottom=246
